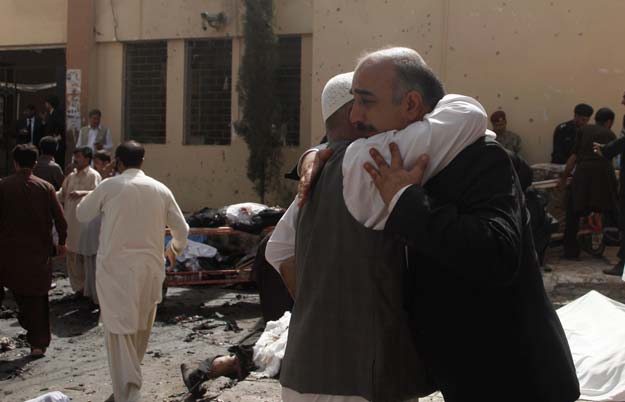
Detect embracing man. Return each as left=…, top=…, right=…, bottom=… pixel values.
left=267, top=47, right=579, bottom=402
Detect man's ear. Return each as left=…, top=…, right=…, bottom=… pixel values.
left=404, top=91, right=426, bottom=122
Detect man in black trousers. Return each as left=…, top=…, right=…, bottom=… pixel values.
left=43, top=95, right=66, bottom=169
left=594, top=90, right=625, bottom=276
left=352, top=49, right=580, bottom=402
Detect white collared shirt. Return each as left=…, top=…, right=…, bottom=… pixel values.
left=27, top=117, right=35, bottom=143
left=266, top=94, right=493, bottom=271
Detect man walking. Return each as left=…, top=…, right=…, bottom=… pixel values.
left=0, top=144, right=67, bottom=357
left=76, top=141, right=189, bottom=402
left=58, top=146, right=101, bottom=296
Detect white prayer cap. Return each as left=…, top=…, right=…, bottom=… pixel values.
left=321, top=72, right=354, bottom=122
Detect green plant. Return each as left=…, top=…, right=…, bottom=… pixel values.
left=234, top=0, right=282, bottom=203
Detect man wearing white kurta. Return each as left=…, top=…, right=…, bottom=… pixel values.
left=58, top=147, right=101, bottom=294
left=76, top=141, right=189, bottom=402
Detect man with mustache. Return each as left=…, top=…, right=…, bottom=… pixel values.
left=267, top=48, right=490, bottom=401
left=357, top=51, right=579, bottom=401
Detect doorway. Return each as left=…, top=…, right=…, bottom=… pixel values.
left=0, top=48, right=65, bottom=176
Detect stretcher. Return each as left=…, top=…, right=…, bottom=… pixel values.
left=163, top=226, right=272, bottom=287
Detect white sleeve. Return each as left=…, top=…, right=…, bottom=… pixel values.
left=166, top=191, right=190, bottom=255
left=76, top=184, right=105, bottom=223
left=265, top=198, right=299, bottom=272
left=296, top=143, right=328, bottom=177
left=342, top=94, right=488, bottom=230
left=75, top=130, right=83, bottom=148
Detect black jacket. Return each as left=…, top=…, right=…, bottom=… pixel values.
left=44, top=109, right=65, bottom=142
left=387, top=137, right=579, bottom=402
left=602, top=136, right=625, bottom=195
left=551, top=120, right=578, bottom=164
left=16, top=116, right=45, bottom=147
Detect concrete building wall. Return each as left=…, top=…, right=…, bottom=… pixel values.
left=2, top=0, right=624, bottom=210
left=310, top=0, right=625, bottom=164
left=0, top=0, right=67, bottom=47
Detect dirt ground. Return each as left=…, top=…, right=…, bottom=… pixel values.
left=1, top=245, right=624, bottom=402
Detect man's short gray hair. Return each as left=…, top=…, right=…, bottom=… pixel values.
left=357, top=47, right=445, bottom=111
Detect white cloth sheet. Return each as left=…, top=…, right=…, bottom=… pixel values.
left=557, top=290, right=625, bottom=401
left=25, top=392, right=71, bottom=402
left=252, top=311, right=291, bottom=378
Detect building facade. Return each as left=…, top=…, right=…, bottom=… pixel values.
left=1, top=0, right=624, bottom=210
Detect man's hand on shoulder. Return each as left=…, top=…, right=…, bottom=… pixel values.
left=364, top=142, right=429, bottom=209
left=297, top=148, right=334, bottom=208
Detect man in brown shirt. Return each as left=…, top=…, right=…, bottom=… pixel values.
left=0, top=144, right=68, bottom=357
left=33, top=136, right=65, bottom=190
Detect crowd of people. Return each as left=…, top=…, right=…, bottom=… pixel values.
left=1, top=100, right=189, bottom=401
left=1, top=44, right=624, bottom=402
left=486, top=94, right=625, bottom=277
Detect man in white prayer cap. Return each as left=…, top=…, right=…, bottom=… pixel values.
left=268, top=72, right=363, bottom=296
left=266, top=69, right=457, bottom=402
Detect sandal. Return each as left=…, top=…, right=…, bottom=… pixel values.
left=30, top=348, right=46, bottom=358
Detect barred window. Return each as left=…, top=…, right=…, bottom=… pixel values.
left=185, top=39, right=233, bottom=145
left=124, top=41, right=167, bottom=144
left=276, top=36, right=302, bottom=146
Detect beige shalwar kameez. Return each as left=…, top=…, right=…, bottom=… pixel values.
left=58, top=166, right=101, bottom=292
left=76, top=169, right=188, bottom=402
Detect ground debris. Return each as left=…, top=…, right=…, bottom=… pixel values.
left=192, top=319, right=222, bottom=331
left=224, top=319, right=241, bottom=333
left=0, top=336, right=15, bottom=352
left=0, top=306, right=17, bottom=319
left=197, top=376, right=236, bottom=401
left=171, top=314, right=203, bottom=325
left=13, top=333, right=30, bottom=348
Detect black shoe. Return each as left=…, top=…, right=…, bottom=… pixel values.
left=603, top=262, right=624, bottom=276
left=180, top=362, right=209, bottom=397
left=561, top=254, right=580, bottom=261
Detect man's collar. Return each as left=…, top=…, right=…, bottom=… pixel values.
left=122, top=168, right=144, bottom=176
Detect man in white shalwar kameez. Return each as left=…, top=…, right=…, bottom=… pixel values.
left=76, top=141, right=189, bottom=402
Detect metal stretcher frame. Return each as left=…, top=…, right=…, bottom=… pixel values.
left=163, top=226, right=273, bottom=286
